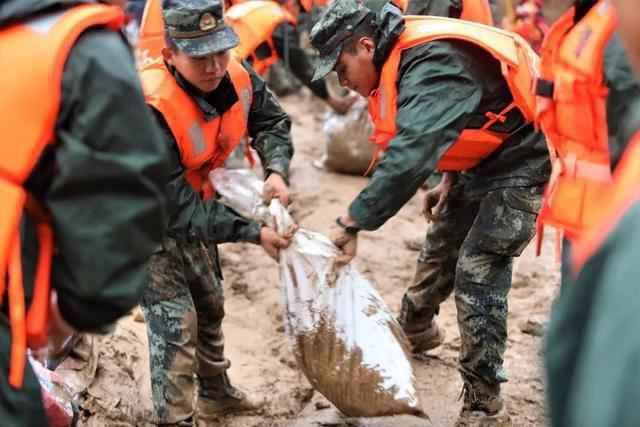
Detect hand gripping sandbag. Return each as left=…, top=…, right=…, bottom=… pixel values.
left=210, top=169, right=425, bottom=417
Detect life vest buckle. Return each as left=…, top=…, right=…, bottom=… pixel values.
left=535, top=78, right=554, bottom=98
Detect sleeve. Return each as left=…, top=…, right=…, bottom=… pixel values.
left=604, top=34, right=640, bottom=167
left=272, top=22, right=330, bottom=100
left=242, top=60, right=295, bottom=182
left=152, top=110, right=263, bottom=245
left=348, top=41, right=483, bottom=230
left=49, top=29, right=169, bottom=330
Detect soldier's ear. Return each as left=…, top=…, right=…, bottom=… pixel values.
left=359, top=37, right=375, bottom=55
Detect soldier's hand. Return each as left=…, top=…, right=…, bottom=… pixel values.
left=327, top=94, right=358, bottom=115
left=330, top=217, right=359, bottom=266
left=260, top=226, right=295, bottom=261
left=263, top=173, right=290, bottom=206
left=423, top=172, right=456, bottom=222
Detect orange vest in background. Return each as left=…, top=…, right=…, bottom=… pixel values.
left=535, top=1, right=617, bottom=248
left=140, top=59, right=253, bottom=199
left=392, top=0, right=494, bottom=25
left=368, top=16, right=538, bottom=173
left=572, top=132, right=640, bottom=272
left=136, top=0, right=165, bottom=69
left=226, top=1, right=297, bottom=75
left=0, top=4, right=124, bottom=389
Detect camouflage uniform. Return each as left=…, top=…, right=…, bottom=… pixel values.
left=139, top=0, right=293, bottom=424
left=399, top=180, right=543, bottom=386
left=141, top=240, right=227, bottom=423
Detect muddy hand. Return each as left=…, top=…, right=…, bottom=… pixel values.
left=263, top=173, right=290, bottom=206
left=330, top=227, right=358, bottom=267
left=260, top=226, right=294, bottom=261
left=423, top=172, right=456, bottom=222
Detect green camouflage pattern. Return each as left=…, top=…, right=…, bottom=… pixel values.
left=164, top=0, right=239, bottom=56
left=309, top=0, right=368, bottom=81
left=398, top=182, right=543, bottom=387
left=140, top=238, right=229, bottom=424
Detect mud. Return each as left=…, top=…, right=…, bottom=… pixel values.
left=67, top=92, right=559, bottom=427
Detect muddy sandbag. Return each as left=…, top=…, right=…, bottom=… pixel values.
left=30, top=354, right=77, bottom=427
left=211, top=169, right=425, bottom=418
left=323, top=97, right=375, bottom=176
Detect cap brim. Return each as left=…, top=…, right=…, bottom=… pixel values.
left=312, top=44, right=342, bottom=82
left=174, top=25, right=240, bottom=57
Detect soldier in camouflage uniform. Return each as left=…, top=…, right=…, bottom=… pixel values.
left=310, top=1, right=550, bottom=423
left=138, top=0, right=295, bottom=425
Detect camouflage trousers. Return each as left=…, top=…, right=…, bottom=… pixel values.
left=140, top=238, right=228, bottom=425
left=398, top=183, right=543, bottom=386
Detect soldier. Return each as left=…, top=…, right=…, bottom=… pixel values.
left=310, top=0, right=550, bottom=423
left=544, top=0, right=640, bottom=426
left=0, top=0, right=169, bottom=425
left=137, top=0, right=295, bottom=425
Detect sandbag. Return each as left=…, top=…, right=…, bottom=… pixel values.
left=210, top=169, right=425, bottom=418
left=323, top=97, right=375, bottom=176
left=30, top=354, right=77, bottom=427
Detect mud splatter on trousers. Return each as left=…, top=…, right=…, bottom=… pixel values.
left=140, top=238, right=228, bottom=424
left=399, top=183, right=543, bottom=386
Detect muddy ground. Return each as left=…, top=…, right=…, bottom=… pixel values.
left=59, top=92, right=560, bottom=427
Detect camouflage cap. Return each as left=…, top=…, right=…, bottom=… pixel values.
left=309, top=0, right=372, bottom=81
left=163, top=0, right=239, bottom=57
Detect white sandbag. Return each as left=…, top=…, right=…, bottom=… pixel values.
left=210, top=169, right=425, bottom=418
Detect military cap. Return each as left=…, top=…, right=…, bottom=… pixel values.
left=309, top=0, right=372, bottom=81
left=163, top=0, right=239, bottom=57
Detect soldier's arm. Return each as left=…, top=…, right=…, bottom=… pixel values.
left=151, top=109, right=263, bottom=245
left=348, top=41, right=482, bottom=230
left=271, top=22, right=331, bottom=101
left=242, top=60, right=294, bottom=182
left=47, top=28, right=169, bottom=331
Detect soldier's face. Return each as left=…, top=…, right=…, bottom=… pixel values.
left=334, top=37, right=379, bottom=97
left=613, top=0, right=640, bottom=75
left=164, top=48, right=231, bottom=92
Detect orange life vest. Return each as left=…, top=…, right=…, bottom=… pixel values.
left=0, top=4, right=124, bottom=389
left=572, top=132, right=640, bottom=272
left=140, top=59, right=253, bottom=200
left=368, top=16, right=539, bottom=173
left=392, top=0, right=494, bottom=25
left=534, top=1, right=617, bottom=249
left=226, top=1, right=297, bottom=75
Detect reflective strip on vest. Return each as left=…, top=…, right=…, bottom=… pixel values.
left=140, top=58, right=253, bottom=194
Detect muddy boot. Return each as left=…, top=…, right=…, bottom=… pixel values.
left=405, top=321, right=445, bottom=355
left=196, top=373, right=263, bottom=422
left=455, top=379, right=511, bottom=427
